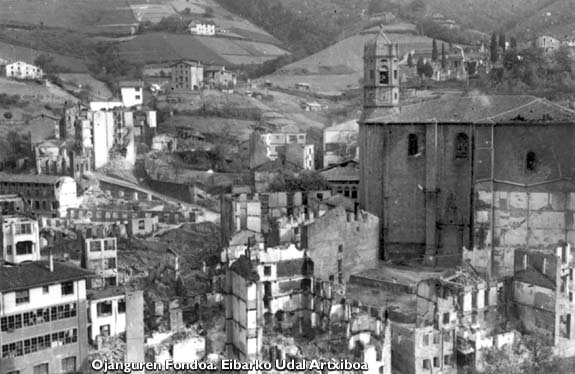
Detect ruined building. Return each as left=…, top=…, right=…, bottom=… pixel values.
left=359, top=29, right=575, bottom=271
left=224, top=249, right=391, bottom=374
left=513, top=245, right=575, bottom=357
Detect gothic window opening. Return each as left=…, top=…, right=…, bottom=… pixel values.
left=526, top=151, right=537, bottom=172
left=455, top=133, right=469, bottom=159
left=379, top=60, right=389, bottom=84
left=408, top=134, right=418, bottom=156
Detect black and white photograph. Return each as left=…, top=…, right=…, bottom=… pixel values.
left=0, top=0, right=574, bottom=373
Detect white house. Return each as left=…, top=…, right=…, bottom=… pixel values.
left=87, top=290, right=126, bottom=342
left=2, top=61, right=44, bottom=80
left=1, top=215, right=41, bottom=264
left=189, top=21, right=216, bottom=36
left=119, top=80, right=144, bottom=108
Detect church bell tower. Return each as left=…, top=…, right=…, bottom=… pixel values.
left=363, top=27, right=400, bottom=108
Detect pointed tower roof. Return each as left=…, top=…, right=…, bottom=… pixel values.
left=364, top=25, right=397, bottom=56
left=376, top=25, right=392, bottom=44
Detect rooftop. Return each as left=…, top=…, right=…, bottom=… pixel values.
left=88, top=286, right=128, bottom=300
left=170, top=60, right=202, bottom=67
left=0, top=261, right=93, bottom=292
left=119, top=80, right=144, bottom=88
left=229, top=230, right=263, bottom=247
left=324, top=119, right=359, bottom=132
left=0, top=172, right=72, bottom=185
left=319, top=160, right=359, bottom=182
left=362, top=93, right=575, bottom=124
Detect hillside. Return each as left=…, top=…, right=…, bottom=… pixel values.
left=118, top=33, right=289, bottom=66
left=267, top=29, right=437, bottom=93
left=506, top=0, right=575, bottom=40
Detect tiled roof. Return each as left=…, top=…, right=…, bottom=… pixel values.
left=0, top=261, right=93, bottom=292
left=362, top=93, right=575, bottom=124
left=0, top=172, right=71, bottom=185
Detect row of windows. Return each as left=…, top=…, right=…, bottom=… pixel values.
left=6, top=241, right=35, bottom=256
left=422, top=330, right=454, bottom=346
left=407, top=133, right=541, bottom=171
left=407, top=133, right=469, bottom=158
left=1, top=303, right=77, bottom=332
left=1, top=329, right=78, bottom=358
left=14, top=282, right=74, bottom=305
left=89, top=239, right=116, bottom=252
left=96, top=299, right=126, bottom=317
left=6, top=358, right=76, bottom=374
left=88, top=258, right=116, bottom=271
left=422, top=355, right=452, bottom=370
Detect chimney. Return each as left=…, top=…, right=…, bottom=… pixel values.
left=49, top=250, right=54, bottom=272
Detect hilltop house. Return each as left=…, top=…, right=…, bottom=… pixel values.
left=1, top=61, right=43, bottom=80
left=189, top=21, right=216, bottom=36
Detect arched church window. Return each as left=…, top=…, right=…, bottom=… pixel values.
left=455, top=133, right=469, bottom=159
left=408, top=134, right=418, bottom=156
left=369, top=70, right=375, bottom=80
left=394, top=69, right=398, bottom=80
left=526, top=151, right=537, bottom=171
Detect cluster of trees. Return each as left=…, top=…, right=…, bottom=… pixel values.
left=0, top=131, right=33, bottom=170
left=214, top=0, right=337, bottom=59
left=483, top=44, right=575, bottom=94
left=479, top=334, right=561, bottom=374
left=268, top=171, right=331, bottom=193
left=0, top=94, right=25, bottom=107
left=417, top=18, right=477, bottom=45
left=87, top=42, right=143, bottom=95
left=489, top=32, right=518, bottom=63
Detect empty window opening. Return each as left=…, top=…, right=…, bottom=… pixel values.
left=560, top=314, right=571, bottom=339
left=526, top=151, right=537, bottom=171
left=455, top=133, right=469, bottom=159
left=408, top=134, right=418, bottom=156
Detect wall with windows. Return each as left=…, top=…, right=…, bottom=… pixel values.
left=82, top=237, right=118, bottom=288
left=359, top=121, right=474, bottom=265
left=472, top=123, right=575, bottom=278
left=0, top=280, right=88, bottom=374
left=1, top=280, right=86, bottom=315
left=88, top=295, right=126, bottom=342
left=120, top=86, right=143, bottom=108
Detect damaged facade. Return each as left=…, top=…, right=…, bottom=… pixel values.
left=249, top=126, right=314, bottom=171
left=513, top=245, right=575, bottom=357
left=0, top=173, right=78, bottom=217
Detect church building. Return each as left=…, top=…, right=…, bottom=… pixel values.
left=359, top=29, right=575, bottom=279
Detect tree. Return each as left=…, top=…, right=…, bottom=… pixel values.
left=34, top=54, right=56, bottom=74
left=499, top=33, right=506, bottom=52
left=204, top=6, right=215, bottom=18
left=423, top=61, right=434, bottom=78
left=269, top=171, right=331, bottom=192
left=441, top=43, right=447, bottom=69
left=407, top=52, right=414, bottom=68
left=510, top=37, right=518, bottom=50
left=480, top=334, right=560, bottom=374
left=490, top=33, right=499, bottom=63
left=416, top=57, right=424, bottom=77
left=432, top=38, right=438, bottom=61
